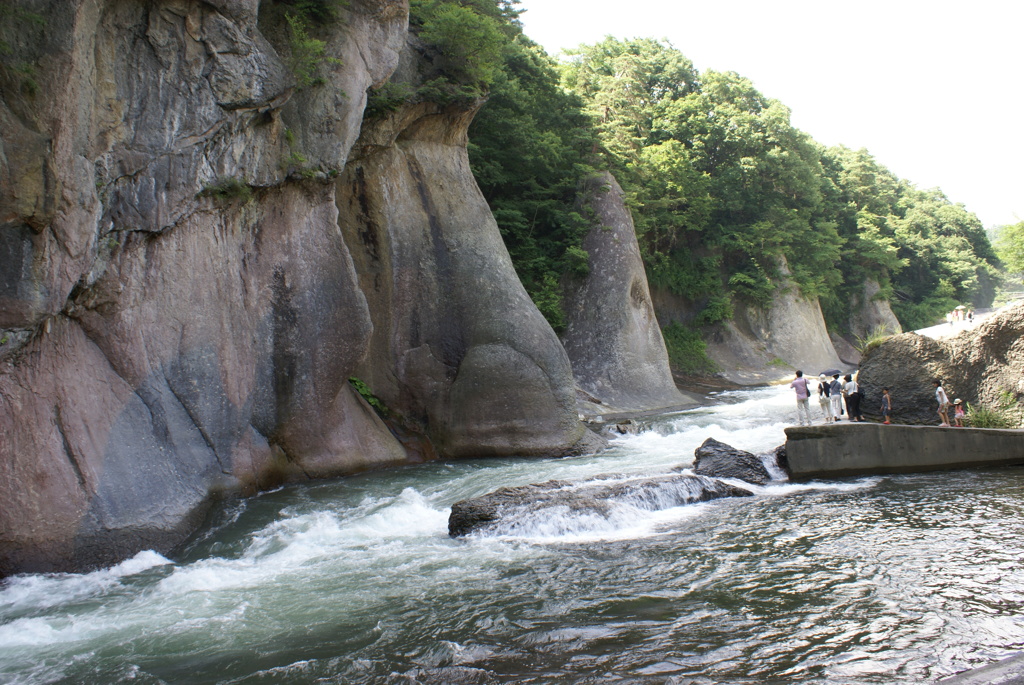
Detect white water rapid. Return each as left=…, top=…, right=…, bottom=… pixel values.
left=2, top=385, right=1023, bottom=684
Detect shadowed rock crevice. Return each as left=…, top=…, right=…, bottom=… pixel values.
left=53, top=404, right=90, bottom=493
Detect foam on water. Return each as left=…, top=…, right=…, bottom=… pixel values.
left=0, top=550, right=172, bottom=615
left=484, top=500, right=715, bottom=544
left=1, top=383, right=893, bottom=683
left=341, top=487, right=451, bottom=542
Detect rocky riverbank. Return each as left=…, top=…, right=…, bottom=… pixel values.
left=857, top=302, right=1024, bottom=426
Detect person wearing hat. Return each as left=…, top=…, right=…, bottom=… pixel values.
left=817, top=373, right=833, bottom=423
left=953, top=398, right=965, bottom=427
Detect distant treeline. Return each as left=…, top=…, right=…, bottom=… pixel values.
left=391, top=0, right=1000, bottom=334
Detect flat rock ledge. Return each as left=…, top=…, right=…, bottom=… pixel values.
left=448, top=473, right=752, bottom=538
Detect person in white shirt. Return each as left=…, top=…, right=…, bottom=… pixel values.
left=843, top=373, right=864, bottom=422
left=934, top=379, right=950, bottom=426
left=789, top=370, right=812, bottom=426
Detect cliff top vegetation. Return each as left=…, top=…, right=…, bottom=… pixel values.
left=386, top=1, right=1001, bottom=339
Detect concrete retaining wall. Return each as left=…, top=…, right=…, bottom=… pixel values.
left=785, top=424, right=1024, bottom=480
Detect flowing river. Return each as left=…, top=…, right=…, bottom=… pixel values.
left=3, top=385, right=1024, bottom=684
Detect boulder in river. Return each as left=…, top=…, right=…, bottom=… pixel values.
left=448, top=472, right=752, bottom=537
left=689, top=437, right=773, bottom=485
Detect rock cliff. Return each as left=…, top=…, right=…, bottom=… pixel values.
left=0, top=0, right=596, bottom=575
left=847, top=279, right=902, bottom=340
left=561, top=172, right=697, bottom=416
left=857, top=302, right=1024, bottom=425
left=337, top=39, right=599, bottom=458
left=702, top=257, right=843, bottom=384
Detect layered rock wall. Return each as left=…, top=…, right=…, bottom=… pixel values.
left=337, top=59, right=595, bottom=457
left=847, top=279, right=902, bottom=339
left=0, top=0, right=412, bottom=574
left=703, top=257, right=843, bottom=384
left=0, top=1, right=596, bottom=574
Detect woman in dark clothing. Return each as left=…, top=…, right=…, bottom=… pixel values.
left=843, top=373, right=864, bottom=422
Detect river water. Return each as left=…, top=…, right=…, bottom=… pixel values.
left=3, top=385, right=1024, bottom=684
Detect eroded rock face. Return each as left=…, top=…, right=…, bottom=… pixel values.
left=657, top=256, right=843, bottom=386
left=0, top=0, right=411, bottom=575
left=858, top=302, right=1024, bottom=426
left=689, top=437, right=772, bottom=485
left=448, top=472, right=752, bottom=538
left=848, top=279, right=902, bottom=340
left=561, top=172, right=696, bottom=415
left=336, top=42, right=599, bottom=459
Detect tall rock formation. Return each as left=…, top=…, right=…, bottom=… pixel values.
left=0, top=1, right=598, bottom=575
left=0, top=0, right=411, bottom=575
left=337, top=41, right=599, bottom=458
left=847, top=279, right=902, bottom=339
left=561, top=173, right=696, bottom=415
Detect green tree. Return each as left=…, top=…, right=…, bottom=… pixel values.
left=408, top=0, right=516, bottom=98
left=416, top=2, right=505, bottom=87
left=467, top=36, right=599, bottom=330
left=446, top=21, right=1001, bottom=342
left=561, top=37, right=698, bottom=161
left=995, top=221, right=1024, bottom=275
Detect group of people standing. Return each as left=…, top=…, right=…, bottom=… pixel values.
left=946, top=308, right=974, bottom=326
left=789, top=373, right=967, bottom=427
left=789, top=370, right=866, bottom=426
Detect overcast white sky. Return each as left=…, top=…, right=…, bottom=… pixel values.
left=517, top=0, right=1023, bottom=228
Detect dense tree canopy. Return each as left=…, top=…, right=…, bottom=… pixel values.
left=560, top=37, right=999, bottom=332
left=995, top=221, right=1024, bottom=275
left=396, top=4, right=1001, bottom=338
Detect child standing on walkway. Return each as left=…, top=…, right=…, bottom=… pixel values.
left=880, top=388, right=892, bottom=424
left=953, top=399, right=965, bottom=427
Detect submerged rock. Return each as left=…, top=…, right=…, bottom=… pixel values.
left=689, top=437, right=773, bottom=485
left=448, top=472, right=752, bottom=538
left=773, top=444, right=790, bottom=474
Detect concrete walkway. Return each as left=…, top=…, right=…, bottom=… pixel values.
left=784, top=423, right=1024, bottom=480
left=915, top=310, right=992, bottom=340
